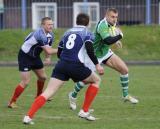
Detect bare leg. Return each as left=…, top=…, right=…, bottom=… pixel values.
left=8, top=71, right=31, bottom=108
left=25, top=78, right=64, bottom=119
left=33, top=68, right=47, bottom=97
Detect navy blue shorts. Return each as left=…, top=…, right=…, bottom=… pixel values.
left=18, top=50, right=43, bottom=72
left=51, top=60, right=92, bottom=82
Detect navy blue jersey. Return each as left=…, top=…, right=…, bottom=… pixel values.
left=58, top=26, right=94, bottom=63
left=21, top=27, right=54, bottom=58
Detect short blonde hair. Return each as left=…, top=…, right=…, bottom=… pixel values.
left=41, top=17, right=52, bottom=25
left=106, top=8, right=118, bottom=14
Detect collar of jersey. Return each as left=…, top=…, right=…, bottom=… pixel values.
left=75, top=25, right=86, bottom=28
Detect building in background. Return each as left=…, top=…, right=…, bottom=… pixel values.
left=0, top=0, right=4, bottom=29
left=0, top=0, right=159, bottom=29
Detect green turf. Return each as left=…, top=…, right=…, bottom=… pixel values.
left=0, top=26, right=160, bottom=61
left=0, top=66, right=160, bottom=129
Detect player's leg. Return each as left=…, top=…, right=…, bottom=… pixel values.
left=23, top=77, right=65, bottom=124
left=105, top=54, right=138, bottom=103
left=70, top=82, right=85, bottom=98
left=33, top=68, right=47, bottom=97
left=69, top=57, right=96, bottom=110
left=8, top=50, right=32, bottom=108
left=8, top=71, right=31, bottom=108
left=82, top=72, right=100, bottom=111
left=68, top=81, right=85, bottom=110
left=105, top=54, right=129, bottom=96
left=32, top=57, right=47, bottom=98
left=78, top=72, right=101, bottom=121
left=23, top=60, right=68, bottom=124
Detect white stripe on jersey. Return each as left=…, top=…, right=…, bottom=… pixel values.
left=76, top=26, right=88, bottom=63
left=21, top=36, right=37, bottom=53
left=78, top=43, right=86, bottom=63
left=70, top=28, right=84, bottom=32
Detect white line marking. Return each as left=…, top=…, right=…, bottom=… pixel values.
left=0, top=114, right=159, bottom=121
left=24, top=94, right=160, bottom=99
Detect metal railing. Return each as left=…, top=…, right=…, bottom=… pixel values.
left=0, top=0, right=159, bottom=29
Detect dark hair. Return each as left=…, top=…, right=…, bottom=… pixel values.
left=41, top=17, right=52, bottom=25
left=76, top=13, right=89, bottom=26
left=106, top=8, right=118, bottom=14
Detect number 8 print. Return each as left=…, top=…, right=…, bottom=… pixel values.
left=66, top=34, right=77, bottom=49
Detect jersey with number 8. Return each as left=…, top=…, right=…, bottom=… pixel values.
left=58, top=26, right=94, bottom=63
left=66, top=34, right=77, bottom=49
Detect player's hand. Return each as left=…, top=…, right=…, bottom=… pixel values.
left=119, top=31, right=123, bottom=38
left=44, top=58, right=52, bottom=65
left=116, top=27, right=123, bottom=38
left=95, top=64, right=104, bottom=75
left=115, top=41, right=122, bottom=49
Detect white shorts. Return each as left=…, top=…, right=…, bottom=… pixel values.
left=84, top=49, right=114, bottom=71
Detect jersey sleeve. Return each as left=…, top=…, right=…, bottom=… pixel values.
left=97, top=22, right=110, bottom=39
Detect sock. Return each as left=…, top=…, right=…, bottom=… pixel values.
left=71, top=82, right=85, bottom=98
left=82, top=84, right=99, bottom=112
left=9, top=84, right=24, bottom=104
left=36, top=80, right=45, bottom=97
left=120, top=74, right=129, bottom=97
left=27, top=95, right=46, bottom=118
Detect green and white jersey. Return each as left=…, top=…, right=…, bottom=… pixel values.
left=93, top=18, right=114, bottom=58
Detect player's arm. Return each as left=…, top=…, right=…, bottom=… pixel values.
left=85, top=41, right=104, bottom=75
left=57, top=40, right=63, bottom=58
left=44, top=51, right=52, bottom=65
left=85, top=41, right=98, bottom=65
left=42, top=46, right=57, bottom=65
left=98, top=23, right=123, bottom=45
left=103, top=34, right=122, bottom=45
left=42, top=45, right=58, bottom=55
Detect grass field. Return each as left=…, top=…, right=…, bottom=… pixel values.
left=0, top=66, right=160, bottom=129
left=0, top=26, right=160, bottom=61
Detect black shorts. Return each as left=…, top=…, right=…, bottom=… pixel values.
left=102, top=54, right=113, bottom=64
left=18, top=50, right=43, bottom=72
left=51, top=60, right=92, bottom=82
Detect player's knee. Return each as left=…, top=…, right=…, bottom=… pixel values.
left=94, top=75, right=101, bottom=86
left=123, top=68, right=128, bottom=74
left=120, top=66, right=128, bottom=74
left=20, top=79, right=30, bottom=87
left=38, top=75, right=47, bottom=81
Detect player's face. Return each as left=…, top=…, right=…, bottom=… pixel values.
left=106, top=11, right=118, bottom=26
left=43, top=20, right=54, bottom=33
